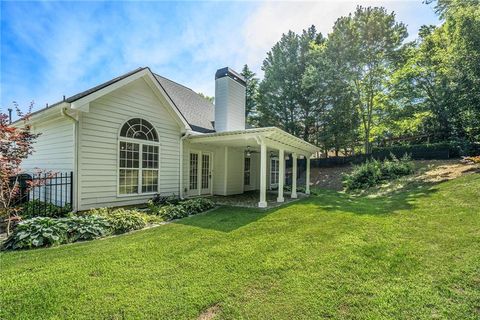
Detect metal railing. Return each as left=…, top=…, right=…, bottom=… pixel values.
left=11, top=172, right=73, bottom=216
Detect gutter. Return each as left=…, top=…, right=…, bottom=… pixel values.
left=61, top=107, right=79, bottom=212
left=179, top=130, right=194, bottom=199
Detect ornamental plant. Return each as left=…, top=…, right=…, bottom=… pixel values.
left=3, top=217, right=68, bottom=250
left=0, top=103, right=41, bottom=235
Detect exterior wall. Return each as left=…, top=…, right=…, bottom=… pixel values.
left=182, top=144, right=249, bottom=197
left=214, top=76, right=246, bottom=132
left=21, top=116, right=75, bottom=208
left=77, top=78, right=182, bottom=211
left=225, top=147, right=244, bottom=195
left=22, top=116, right=75, bottom=172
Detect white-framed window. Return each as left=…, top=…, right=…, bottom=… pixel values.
left=244, top=157, right=251, bottom=186
left=119, top=118, right=159, bottom=195
left=270, top=157, right=279, bottom=186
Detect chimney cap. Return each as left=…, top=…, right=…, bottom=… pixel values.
left=215, top=67, right=246, bottom=86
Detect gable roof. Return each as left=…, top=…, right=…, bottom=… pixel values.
left=24, top=67, right=215, bottom=133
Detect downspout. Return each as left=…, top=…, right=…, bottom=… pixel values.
left=61, top=107, right=79, bottom=212
left=179, top=130, right=193, bottom=199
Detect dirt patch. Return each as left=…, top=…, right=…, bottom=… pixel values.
left=310, top=165, right=353, bottom=191
left=197, top=304, right=221, bottom=320
left=416, top=159, right=480, bottom=183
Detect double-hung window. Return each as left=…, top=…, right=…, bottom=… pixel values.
left=119, top=118, right=159, bottom=195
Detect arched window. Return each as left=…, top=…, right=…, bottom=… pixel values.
left=118, top=119, right=159, bottom=195
left=120, top=118, right=158, bottom=141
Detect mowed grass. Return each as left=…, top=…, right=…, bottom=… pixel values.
left=1, top=174, right=479, bottom=320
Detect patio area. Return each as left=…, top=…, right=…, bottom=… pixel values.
left=210, top=190, right=308, bottom=208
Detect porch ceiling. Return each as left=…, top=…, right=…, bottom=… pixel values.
left=186, top=127, right=319, bottom=156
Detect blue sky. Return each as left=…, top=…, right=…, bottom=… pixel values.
left=1, top=1, right=440, bottom=113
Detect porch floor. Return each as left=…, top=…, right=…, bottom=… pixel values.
left=210, top=190, right=307, bottom=208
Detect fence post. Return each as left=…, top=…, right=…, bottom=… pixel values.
left=70, top=171, right=73, bottom=211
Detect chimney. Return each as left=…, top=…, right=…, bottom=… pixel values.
left=214, top=67, right=246, bottom=132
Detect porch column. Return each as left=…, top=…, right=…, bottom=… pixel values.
left=305, top=154, right=311, bottom=195
left=277, top=149, right=285, bottom=202
left=258, top=140, right=268, bottom=208
left=291, top=153, right=297, bottom=198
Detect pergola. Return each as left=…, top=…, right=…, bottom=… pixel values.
left=187, top=127, right=320, bottom=207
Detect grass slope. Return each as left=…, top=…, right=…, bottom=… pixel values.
left=1, top=174, right=479, bottom=319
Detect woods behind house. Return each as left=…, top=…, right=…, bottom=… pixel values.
left=241, top=0, right=480, bottom=156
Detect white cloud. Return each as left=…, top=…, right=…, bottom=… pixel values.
left=1, top=1, right=438, bottom=109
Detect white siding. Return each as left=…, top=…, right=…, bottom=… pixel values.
left=225, top=147, right=244, bottom=195
left=77, top=78, right=182, bottom=210
left=22, top=116, right=74, bottom=172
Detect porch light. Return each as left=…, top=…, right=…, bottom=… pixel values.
left=285, top=154, right=290, bottom=161
left=245, top=146, right=251, bottom=157
left=299, top=155, right=305, bottom=159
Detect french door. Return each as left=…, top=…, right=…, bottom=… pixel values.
left=189, top=151, right=212, bottom=196
left=200, top=153, right=212, bottom=194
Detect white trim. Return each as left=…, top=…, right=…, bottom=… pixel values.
left=69, top=68, right=191, bottom=133
left=116, top=119, right=161, bottom=197
left=200, top=152, right=213, bottom=195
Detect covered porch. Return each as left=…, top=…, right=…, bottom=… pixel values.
left=186, top=127, right=319, bottom=208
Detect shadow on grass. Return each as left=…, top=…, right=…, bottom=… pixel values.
left=309, top=181, right=440, bottom=215
left=175, top=180, right=443, bottom=233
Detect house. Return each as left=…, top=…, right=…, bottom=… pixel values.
left=17, top=67, right=319, bottom=210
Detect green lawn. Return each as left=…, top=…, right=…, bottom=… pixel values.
left=1, top=174, right=479, bottom=319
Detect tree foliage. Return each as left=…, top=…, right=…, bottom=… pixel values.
left=254, top=2, right=480, bottom=154
left=240, top=64, right=260, bottom=126
left=0, top=104, right=40, bottom=234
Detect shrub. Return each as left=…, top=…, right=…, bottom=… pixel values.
left=18, top=200, right=72, bottom=219
left=150, top=193, right=180, bottom=206
left=3, top=217, right=68, bottom=250
left=380, top=154, right=414, bottom=180
left=343, top=159, right=382, bottom=190
left=65, top=215, right=110, bottom=242
left=157, top=204, right=188, bottom=220
left=104, top=209, right=147, bottom=234
left=343, top=154, right=414, bottom=191
left=181, top=198, right=215, bottom=215
left=150, top=198, right=215, bottom=221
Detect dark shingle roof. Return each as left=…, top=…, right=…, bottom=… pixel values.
left=154, top=74, right=215, bottom=133
left=31, top=67, right=216, bottom=133
left=65, top=67, right=147, bottom=103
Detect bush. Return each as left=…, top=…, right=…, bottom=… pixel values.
left=3, top=217, right=68, bottom=250
left=18, top=200, right=72, bottom=219
left=150, top=198, right=215, bottom=221
left=343, top=154, right=414, bottom=191
left=65, top=215, right=110, bottom=242
left=181, top=198, right=215, bottom=215
left=157, top=204, right=188, bottom=220
left=104, top=209, right=147, bottom=234
left=150, top=193, right=180, bottom=206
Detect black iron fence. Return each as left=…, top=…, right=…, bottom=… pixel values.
left=11, top=172, right=73, bottom=216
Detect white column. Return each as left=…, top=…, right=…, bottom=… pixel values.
left=277, top=149, right=285, bottom=202
left=305, top=155, right=311, bottom=195
left=291, top=153, right=297, bottom=198
left=258, top=140, right=268, bottom=208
